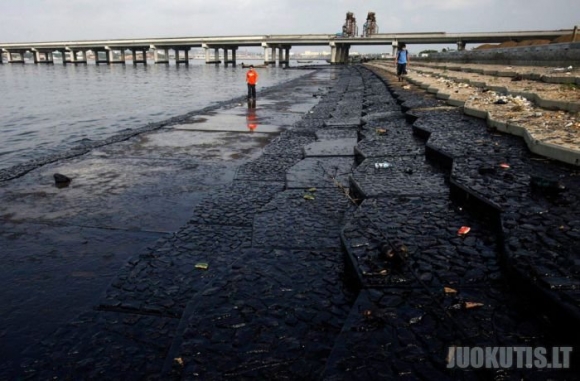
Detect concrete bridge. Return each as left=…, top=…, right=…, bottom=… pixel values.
left=0, top=29, right=574, bottom=65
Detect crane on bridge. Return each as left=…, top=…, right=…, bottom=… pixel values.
left=338, top=12, right=358, bottom=38
left=362, top=12, right=379, bottom=37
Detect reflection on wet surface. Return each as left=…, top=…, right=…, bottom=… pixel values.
left=174, top=102, right=282, bottom=134
left=174, top=123, right=281, bottom=134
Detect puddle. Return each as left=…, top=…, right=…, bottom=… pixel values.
left=174, top=123, right=281, bottom=134
left=173, top=110, right=282, bottom=134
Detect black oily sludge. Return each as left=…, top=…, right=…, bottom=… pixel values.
left=13, top=64, right=580, bottom=380
left=331, top=65, right=579, bottom=379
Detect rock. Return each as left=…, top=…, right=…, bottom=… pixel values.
left=379, top=243, right=405, bottom=267
left=530, top=175, right=566, bottom=195
left=53, top=173, right=72, bottom=187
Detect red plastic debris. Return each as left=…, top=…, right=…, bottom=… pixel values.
left=499, top=163, right=510, bottom=169
left=457, top=226, right=471, bottom=235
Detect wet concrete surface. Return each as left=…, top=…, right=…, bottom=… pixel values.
left=1, top=65, right=579, bottom=380
left=0, top=70, right=328, bottom=379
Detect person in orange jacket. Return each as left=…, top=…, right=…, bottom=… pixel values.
left=246, top=65, right=258, bottom=100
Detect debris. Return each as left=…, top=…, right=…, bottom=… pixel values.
left=409, top=315, right=423, bottom=324
left=402, top=85, right=411, bottom=90
left=307, top=187, right=317, bottom=192
left=494, top=98, right=508, bottom=105
left=457, top=226, right=471, bottom=236
left=374, top=162, right=391, bottom=169
left=195, top=263, right=209, bottom=270
left=449, top=301, right=484, bottom=310
left=303, top=194, right=315, bottom=200
left=376, top=128, right=387, bottom=135
left=404, top=168, right=413, bottom=175
left=552, top=66, right=573, bottom=73
left=499, top=163, right=510, bottom=169
left=444, top=287, right=458, bottom=294
left=464, top=302, right=484, bottom=309
left=511, top=75, right=523, bottom=81
left=174, top=357, right=184, bottom=367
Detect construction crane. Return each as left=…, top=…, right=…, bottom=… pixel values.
left=362, top=12, right=379, bottom=37
left=340, top=12, right=358, bottom=38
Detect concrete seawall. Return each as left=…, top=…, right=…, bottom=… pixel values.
left=417, top=42, right=580, bottom=67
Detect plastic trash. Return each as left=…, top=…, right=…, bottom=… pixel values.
left=374, top=162, right=391, bottom=169
left=457, top=226, right=471, bottom=236
left=552, top=66, right=573, bottom=73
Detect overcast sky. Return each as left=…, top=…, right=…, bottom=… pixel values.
left=1, top=0, right=578, bottom=52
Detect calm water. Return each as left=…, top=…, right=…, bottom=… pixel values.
left=0, top=60, right=316, bottom=170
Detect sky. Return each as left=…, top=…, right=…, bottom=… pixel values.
left=1, top=0, right=579, bottom=53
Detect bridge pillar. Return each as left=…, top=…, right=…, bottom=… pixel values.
left=330, top=45, right=338, bottom=64
left=176, top=48, right=189, bottom=65
left=392, top=41, right=399, bottom=57
left=107, top=47, right=126, bottom=64
left=341, top=45, right=350, bottom=63
left=9, top=51, right=26, bottom=64
left=131, top=49, right=147, bottom=65
left=278, top=48, right=284, bottom=66
left=231, top=46, right=238, bottom=67
left=224, top=46, right=237, bottom=66
left=66, top=49, right=75, bottom=64
left=33, top=50, right=54, bottom=64
left=71, top=50, right=87, bottom=64
left=330, top=45, right=349, bottom=64
left=59, top=49, right=68, bottom=64
left=263, top=45, right=270, bottom=65
left=202, top=44, right=220, bottom=64
left=330, top=42, right=349, bottom=64
left=280, top=46, right=290, bottom=66
left=223, top=49, right=229, bottom=67
left=457, top=41, right=466, bottom=51
left=94, top=50, right=108, bottom=65
left=154, top=48, right=169, bottom=64
left=270, top=47, right=276, bottom=65
left=261, top=42, right=275, bottom=65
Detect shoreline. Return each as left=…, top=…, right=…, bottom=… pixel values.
left=1, top=64, right=578, bottom=379
left=0, top=69, right=318, bottom=182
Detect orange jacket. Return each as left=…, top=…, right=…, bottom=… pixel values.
left=246, top=69, right=258, bottom=85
